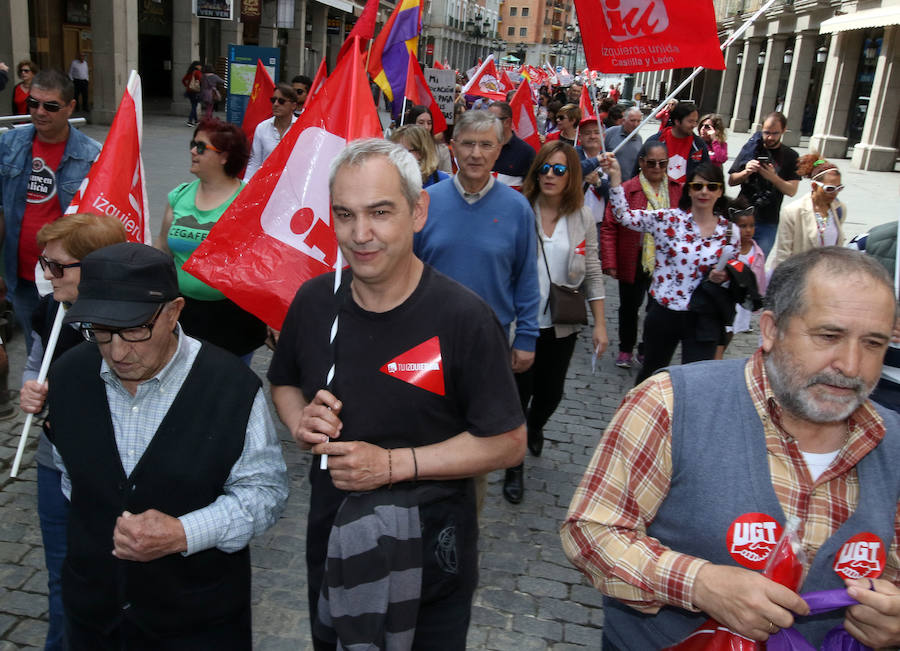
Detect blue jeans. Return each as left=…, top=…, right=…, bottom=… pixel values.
left=11, top=278, right=40, bottom=354
left=754, top=222, right=778, bottom=258
left=37, top=463, right=69, bottom=651
left=188, top=93, right=199, bottom=124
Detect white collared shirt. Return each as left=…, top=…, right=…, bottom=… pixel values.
left=245, top=115, right=298, bottom=179
left=452, top=174, right=495, bottom=204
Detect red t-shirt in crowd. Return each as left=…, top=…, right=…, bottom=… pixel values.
left=19, top=137, right=67, bottom=280
left=13, top=84, right=29, bottom=115
left=657, top=127, right=693, bottom=184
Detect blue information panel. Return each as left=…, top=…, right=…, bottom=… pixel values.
left=227, top=45, right=280, bottom=126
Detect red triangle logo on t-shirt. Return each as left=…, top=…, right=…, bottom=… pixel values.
left=379, top=336, right=445, bottom=396
left=574, top=239, right=586, bottom=256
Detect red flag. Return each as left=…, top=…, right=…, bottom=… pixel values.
left=509, top=80, right=541, bottom=151
left=461, top=55, right=507, bottom=101
left=500, top=69, right=516, bottom=95
left=182, top=39, right=382, bottom=329
left=403, top=51, right=448, bottom=134
left=337, top=0, right=379, bottom=61
left=307, top=57, right=328, bottom=105
left=433, top=60, right=445, bottom=70
left=240, top=60, right=276, bottom=148
left=65, top=71, right=150, bottom=243
left=575, top=0, right=725, bottom=73
left=579, top=82, right=597, bottom=121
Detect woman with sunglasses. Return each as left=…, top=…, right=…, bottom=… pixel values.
left=601, top=141, right=683, bottom=370
left=12, top=59, right=37, bottom=115
left=767, top=153, right=846, bottom=272
left=503, top=142, right=607, bottom=503
left=155, top=118, right=266, bottom=361
left=20, top=213, right=128, bottom=651
left=545, top=104, right=581, bottom=145
left=604, top=155, right=740, bottom=384
left=698, top=113, right=728, bottom=167
left=245, top=82, right=298, bottom=180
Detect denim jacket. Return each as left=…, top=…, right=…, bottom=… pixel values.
left=0, top=125, right=100, bottom=291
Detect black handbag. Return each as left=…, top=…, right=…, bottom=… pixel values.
left=537, top=225, right=588, bottom=326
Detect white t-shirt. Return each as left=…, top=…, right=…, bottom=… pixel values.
left=537, top=215, right=570, bottom=329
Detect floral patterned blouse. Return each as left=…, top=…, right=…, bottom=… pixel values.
left=609, top=186, right=740, bottom=311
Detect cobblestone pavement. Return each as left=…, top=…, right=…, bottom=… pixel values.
left=0, top=111, right=894, bottom=649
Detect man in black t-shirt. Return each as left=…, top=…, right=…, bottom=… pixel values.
left=728, top=112, right=800, bottom=256
left=268, top=139, right=525, bottom=651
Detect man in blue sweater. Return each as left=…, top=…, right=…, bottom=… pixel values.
left=414, top=109, right=539, bottom=505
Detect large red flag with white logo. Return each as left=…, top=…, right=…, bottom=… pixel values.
left=240, top=60, right=276, bottom=150
left=575, top=0, right=725, bottom=73
left=64, top=70, right=150, bottom=243
left=461, top=55, right=507, bottom=101
left=403, top=51, right=448, bottom=134
left=182, top=39, right=382, bottom=329
left=509, top=80, right=541, bottom=152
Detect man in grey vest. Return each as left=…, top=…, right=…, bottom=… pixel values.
left=561, top=247, right=900, bottom=650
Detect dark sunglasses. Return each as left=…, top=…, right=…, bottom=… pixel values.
left=38, top=255, right=81, bottom=278
left=642, top=159, right=668, bottom=168
left=18, top=68, right=31, bottom=76
left=539, top=163, right=568, bottom=177
left=555, top=115, right=567, bottom=122
left=687, top=181, right=723, bottom=192
left=26, top=97, right=63, bottom=112
left=189, top=140, right=222, bottom=154
left=270, top=96, right=290, bottom=105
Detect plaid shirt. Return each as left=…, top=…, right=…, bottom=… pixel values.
left=561, top=350, right=900, bottom=613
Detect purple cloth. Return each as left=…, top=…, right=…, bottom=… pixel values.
left=767, top=589, right=871, bottom=651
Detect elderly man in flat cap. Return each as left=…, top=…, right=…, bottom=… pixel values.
left=44, top=242, right=288, bottom=650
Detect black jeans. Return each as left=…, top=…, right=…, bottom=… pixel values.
left=617, top=266, right=651, bottom=354
left=516, top=328, right=578, bottom=432
left=635, top=300, right=718, bottom=385
left=66, top=606, right=252, bottom=651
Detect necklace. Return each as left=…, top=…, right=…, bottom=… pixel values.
left=814, top=206, right=834, bottom=247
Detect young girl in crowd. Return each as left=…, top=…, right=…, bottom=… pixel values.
left=731, top=207, right=766, bottom=333
left=698, top=113, right=728, bottom=167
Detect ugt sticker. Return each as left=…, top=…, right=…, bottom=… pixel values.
left=727, top=513, right=782, bottom=570
left=833, top=533, right=885, bottom=580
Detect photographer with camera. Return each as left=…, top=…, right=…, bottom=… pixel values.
left=728, top=112, right=800, bottom=255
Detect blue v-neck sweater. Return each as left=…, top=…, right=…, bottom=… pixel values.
left=415, top=178, right=539, bottom=351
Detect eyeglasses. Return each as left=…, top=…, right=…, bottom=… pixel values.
left=456, top=140, right=497, bottom=152
left=38, top=255, right=81, bottom=278
left=189, top=140, right=222, bottom=154
left=641, top=159, right=668, bottom=169
left=538, top=163, right=568, bottom=177
left=80, top=306, right=166, bottom=344
left=812, top=181, right=844, bottom=193
left=270, top=96, right=290, bottom=105
left=555, top=115, right=568, bottom=122
left=18, top=68, right=31, bottom=76
left=687, top=181, right=723, bottom=192
left=26, top=97, right=63, bottom=112
left=761, top=131, right=783, bottom=138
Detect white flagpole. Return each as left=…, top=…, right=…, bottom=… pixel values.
left=610, top=0, right=777, bottom=157
left=10, top=304, right=67, bottom=478
left=320, top=247, right=344, bottom=471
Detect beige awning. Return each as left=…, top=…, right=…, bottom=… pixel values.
left=820, top=5, right=900, bottom=34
